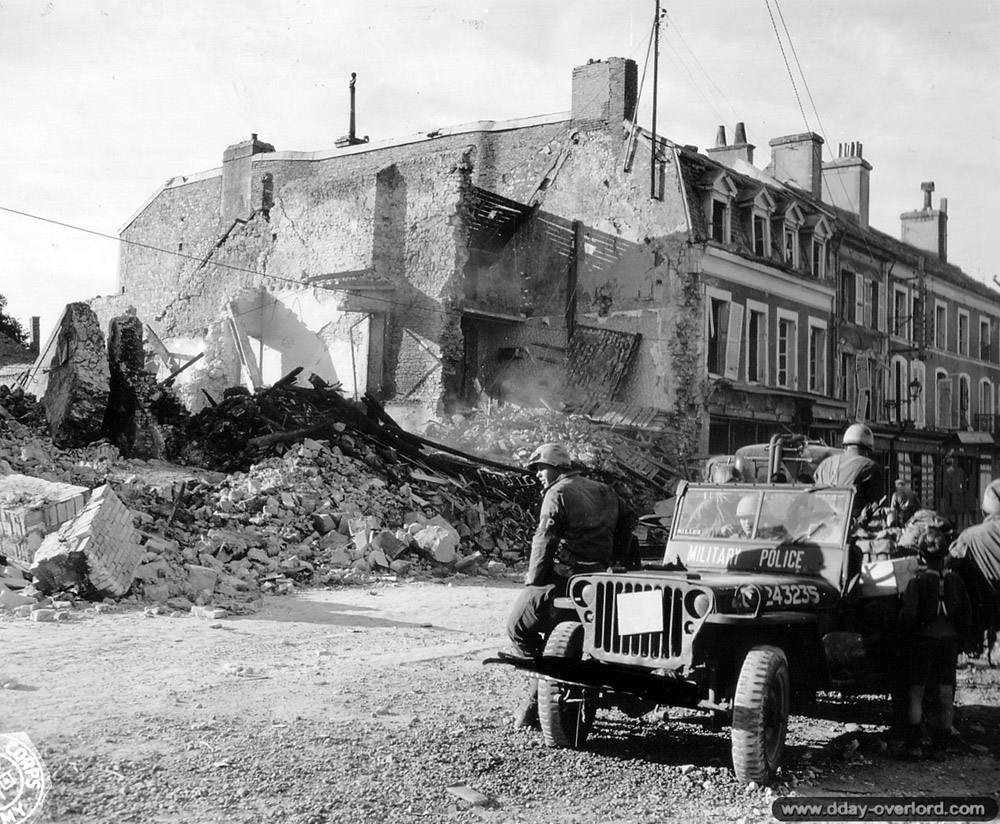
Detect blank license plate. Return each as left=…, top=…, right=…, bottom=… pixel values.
left=616, top=590, right=663, bottom=635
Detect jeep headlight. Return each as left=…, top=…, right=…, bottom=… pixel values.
left=570, top=579, right=596, bottom=608
left=685, top=589, right=712, bottom=618
left=734, top=584, right=763, bottom=615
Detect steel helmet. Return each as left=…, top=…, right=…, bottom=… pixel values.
left=982, top=479, right=1000, bottom=515
left=736, top=496, right=757, bottom=518
left=711, top=463, right=741, bottom=484
left=732, top=456, right=754, bottom=482
left=843, top=423, right=875, bottom=450
left=526, top=442, right=572, bottom=470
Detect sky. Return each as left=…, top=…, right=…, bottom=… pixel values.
left=1, top=0, right=997, bottom=345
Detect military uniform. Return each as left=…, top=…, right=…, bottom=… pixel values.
left=814, top=451, right=883, bottom=516
left=507, top=471, right=620, bottom=656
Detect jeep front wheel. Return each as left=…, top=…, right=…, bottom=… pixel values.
left=538, top=621, right=596, bottom=748
left=731, top=645, right=790, bottom=785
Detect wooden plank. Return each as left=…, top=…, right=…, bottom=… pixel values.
left=144, top=324, right=179, bottom=372
left=227, top=303, right=263, bottom=390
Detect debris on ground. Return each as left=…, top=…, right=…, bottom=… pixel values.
left=0, top=329, right=683, bottom=617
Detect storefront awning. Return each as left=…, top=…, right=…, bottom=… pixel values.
left=955, top=431, right=995, bottom=445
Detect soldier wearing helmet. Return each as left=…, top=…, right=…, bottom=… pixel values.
left=813, top=423, right=883, bottom=519
left=710, top=494, right=759, bottom=538
left=947, top=478, right=1000, bottom=595
left=898, top=500, right=974, bottom=761
left=506, top=442, right=621, bottom=728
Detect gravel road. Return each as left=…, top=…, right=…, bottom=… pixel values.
left=2, top=577, right=998, bottom=824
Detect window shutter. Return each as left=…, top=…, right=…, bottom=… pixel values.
left=878, top=278, right=887, bottom=332
left=855, top=273, right=865, bottom=327
left=856, top=360, right=870, bottom=391
left=938, top=377, right=953, bottom=429
left=856, top=389, right=870, bottom=422
left=724, top=303, right=744, bottom=380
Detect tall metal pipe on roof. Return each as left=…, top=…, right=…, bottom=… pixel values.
left=651, top=0, right=660, bottom=198
left=349, top=72, right=357, bottom=143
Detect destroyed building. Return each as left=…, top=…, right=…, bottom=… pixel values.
left=32, top=55, right=996, bottom=527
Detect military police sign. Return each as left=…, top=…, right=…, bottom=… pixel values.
left=0, top=733, right=48, bottom=824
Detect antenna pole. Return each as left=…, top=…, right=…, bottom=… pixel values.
left=651, top=0, right=660, bottom=198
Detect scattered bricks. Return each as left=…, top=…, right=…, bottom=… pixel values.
left=247, top=547, right=270, bottom=565
left=0, top=587, right=37, bottom=611
left=454, top=553, right=483, bottom=575
left=389, top=559, right=412, bottom=576
left=326, top=547, right=352, bottom=567
left=29, top=608, right=56, bottom=622
left=190, top=605, right=228, bottom=619
left=413, top=523, right=459, bottom=564
left=367, top=548, right=390, bottom=569
left=186, top=564, right=219, bottom=599
left=141, top=535, right=178, bottom=555
left=486, top=560, right=508, bottom=575
left=13, top=604, right=34, bottom=618
left=30, top=484, right=144, bottom=598
left=312, top=513, right=337, bottom=534
left=371, top=530, right=408, bottom=560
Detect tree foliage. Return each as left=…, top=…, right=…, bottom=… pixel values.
left=0, top=294, right=28, bottom=347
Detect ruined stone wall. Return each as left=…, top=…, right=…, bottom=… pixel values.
left=108, top=122, right=574, bottom=417
left=532, top=130, right=705, bottom=450
left=116, top=177, right=222, bottom=317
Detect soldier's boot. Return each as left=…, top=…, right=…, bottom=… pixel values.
left=514, top=679, right=540, bottom=730
left=929, top=730, right=950, bottom=762
left=903, top=723, right=923, bottom=760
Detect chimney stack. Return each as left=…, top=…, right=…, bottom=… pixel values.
left=901, top=182, right=948, bottom=263
left=766, top=132, right=824, bottom=199
left=30, top=316, right=40, bottom=355
left=706, top=121, right=755, bottom=166
left=821, top=141, right=872, bottom=230
left=221, top=133, right=275, bottom=226
left=571, top=57, right=638, bottom=132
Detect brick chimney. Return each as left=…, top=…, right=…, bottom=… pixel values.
left=221, top=133, right=275, bottom=226
left=901, top=182, right=948, bottom=262
left=30, top=316, right=40, bottom=355
left=766, top=132, right=824, bottom=199
left=821, top=142, right=872, bottom=230
left=706, top=122, right=755, bottom=167
left=571, top=57, right=638, bottom=131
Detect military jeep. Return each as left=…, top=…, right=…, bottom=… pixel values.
left=492, top=481, right=914, bottom=785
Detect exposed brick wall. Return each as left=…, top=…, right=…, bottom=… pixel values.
left=0, top=474, right=90, bottom=564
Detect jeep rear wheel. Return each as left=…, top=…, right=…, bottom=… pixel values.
left=731, top=645, right=790, bottom=785
left=538, top=621, right=596, bottom=748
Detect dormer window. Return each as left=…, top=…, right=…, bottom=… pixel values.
left=800, top=214, right=833, bottom=278
left=736, top=184, right=776, bottom=259
left=771, top=200, right=805, bottom=268
left=711, top=200, right=730, bottom=243
left=697, top=169, right=739, bottom=245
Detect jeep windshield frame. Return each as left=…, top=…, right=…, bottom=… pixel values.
left=663, top=484, right=855, bottom=590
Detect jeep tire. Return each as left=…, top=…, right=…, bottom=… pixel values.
left=538, top=621, right=596, bottom=749
left=731, top=645, right=790, bottom=785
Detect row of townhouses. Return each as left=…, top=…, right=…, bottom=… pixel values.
left=71, top=57, right=995, bottom=527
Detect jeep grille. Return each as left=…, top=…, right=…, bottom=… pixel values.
left=590, top=579, right=702, bottom=667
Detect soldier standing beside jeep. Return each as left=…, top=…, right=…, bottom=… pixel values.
left=814, top=423, right=883, bottom=519
left=505, top=442, right=621, bottom=727
left=898, top=532, right=972, bottom=760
